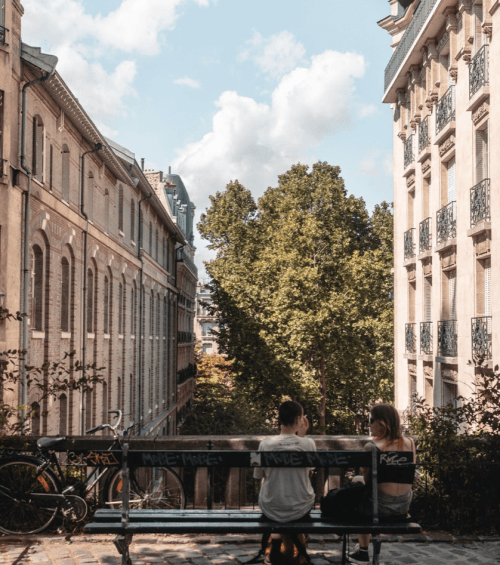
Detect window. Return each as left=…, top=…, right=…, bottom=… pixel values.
left=102, top=382, right=108, bottom=426
left=32, top=245, right=44, bottom=331
left=475, top=126, right=489, bottom=183
left=61, top=257, right=70, bottom=332
left=118, top=185, right=124, bottom=232
left=59, top=394, right=68, bottom=435
left=118, top=282, right=123, bottom=335
left=87, top=268, right=94, bottom=333
left=474, top=3, right=484, bottom=51
left=150, top=293, right=154, bottom=335
left=449, top=270, right=457, bottom=320
left=203, top=343, right=213, bottom=354
left=408, top=282, right=416, bottom=323
left=104, top=276, right=109, bottom=334
left=155, top=229, right=159, bottom=261
left=49, top=145, right=53, bottom=191
left=447, top=157, right=456, bottom=204
left=442, top=382, right=458, bottom=407
left=85, top=389, right=93, bottom=431
left=476, top=257, right=491, bottom=316
left=32, top=115, right=44, bottom=183
left=117, top=377, right=122, bottom=411
left=87, top=171, right=94, bottom=221
left=131, top=285, right=136, bottom=334
left=162, top=237, right=166, bottom=268
left=149, top=222, right=152, bottom=254
left=424, top=276, right=432, bottom=322
left=62, top=145, right=70, bottom=202
left=31, top=402, right=41, bottom=435
left=131, top=199, right=135, bottom=242
left=104, top=189, right=110, bottom=232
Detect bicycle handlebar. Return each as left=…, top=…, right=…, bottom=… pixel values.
left=86, top=424, right=104, bottom=435
left=86, top=411, right=122, bottom=436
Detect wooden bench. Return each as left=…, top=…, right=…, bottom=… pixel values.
left=84, top=443, right=421, bottom=565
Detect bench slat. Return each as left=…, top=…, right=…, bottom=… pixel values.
left=84, top=520, right=422, bottom=535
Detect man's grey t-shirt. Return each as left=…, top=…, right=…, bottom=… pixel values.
left=253, top=434, right=316, bottom=522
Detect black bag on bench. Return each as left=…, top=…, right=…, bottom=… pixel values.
left=320, top=482, right=367, bottom=520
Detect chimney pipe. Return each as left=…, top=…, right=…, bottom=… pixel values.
left=169, top=166, right=171, bottom=174
left=141, top=158, right=145, bottom=171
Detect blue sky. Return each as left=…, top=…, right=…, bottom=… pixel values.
left=23, top=0, right=394, bottom=279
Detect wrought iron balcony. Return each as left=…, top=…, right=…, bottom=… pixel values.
left=419, top=218, right=431, bottom=254
left=384, top=0, right=438, bottom=92
left=404, top=134, right=414, bottom=169
left=437, top=320, right=457, bottom=358
left=436, top=201, right=456, bottom=245
left=420, top=322, right=433, bottom=355
left=404, top=228, right=416, bottom=261
left=0, top=25, right=6, bottom=45
left=470, top=44, right=489, bottom=98
left=405, top=323, right=416, bottom=354
left=418, top=116, right=429, bottom=154
left=471, top=316, right=492, bottom=360
left=470, top=178, right=490, bottom=227
left=436, top=86, right=455, bottom=134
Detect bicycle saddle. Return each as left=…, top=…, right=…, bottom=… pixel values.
left=37, top=437, right=67, bottom=449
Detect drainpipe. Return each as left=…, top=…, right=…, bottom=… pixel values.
left=137, top=192, right=152, bottom=435
left=20, top=71, right=53, bottom=430
left=80, top=143, right=102, bottom=435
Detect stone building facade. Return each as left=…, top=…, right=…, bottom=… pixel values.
left=0, top=0, right=196, bottom=436
left=194, top=282, right=220, bottom=355
left=379, top=0, right=497, bottom=410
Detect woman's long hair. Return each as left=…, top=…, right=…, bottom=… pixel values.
left=371, top=403, right=403, bottom=443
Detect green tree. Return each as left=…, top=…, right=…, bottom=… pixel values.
left=198, top=162, right=394, bottom=433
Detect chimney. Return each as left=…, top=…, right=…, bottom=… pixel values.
left=169, top=166, right=171, bottom=174
left=141, top=158, right=145, bottom=171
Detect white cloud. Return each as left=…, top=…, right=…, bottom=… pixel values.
left=240, top=31, right=306, bottom=79
left=357, top=104, right=377, bottom=118
left=173, top=77, right=201, bottom=89
left=21, top=0, right=211, bottom=128
left=358, top=150, right=393, bottom=177
left=173, top=50, right=366, bottom=213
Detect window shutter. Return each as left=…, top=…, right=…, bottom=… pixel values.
left=35, top=120, right=44, bottom=182
left=476, top=129, right=485, bottom=183
left=443, top=382, right=457, bottom=407
left=485, top=257, right=491, bottom=316
left=484, top=126, right=489, bottom=179
left=447, top=157, right=456, bottom=203
left=449, top=270, right=457, bottom=320
left=428, top=177, right=432, bottom=217
left=475, top=4, right=483, bottom=50
left=424, top=277, right=432, bottom=322
left=62, top=149, right=70, bottom=202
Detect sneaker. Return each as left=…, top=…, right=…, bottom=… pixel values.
left=347, top=544, right=370, bottom=564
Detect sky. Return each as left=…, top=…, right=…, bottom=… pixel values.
left=22, top=0, right=395, bottom=280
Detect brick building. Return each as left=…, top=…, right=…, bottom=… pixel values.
left=0, top=0, right=197, bottom=436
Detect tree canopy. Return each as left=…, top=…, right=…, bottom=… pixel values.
left=198, top=162, right=394, bottom=433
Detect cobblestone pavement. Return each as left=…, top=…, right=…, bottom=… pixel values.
left=0, top=535, right=499, bottom=565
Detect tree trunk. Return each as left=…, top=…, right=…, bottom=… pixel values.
left=319, top=356, right=326, bottom=433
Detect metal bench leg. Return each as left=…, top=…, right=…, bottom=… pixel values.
left=114, top=534, right=133, bottom=565
left=372, top=536, right=382, bottom=565
left=341, top=534, right=347, bottom=565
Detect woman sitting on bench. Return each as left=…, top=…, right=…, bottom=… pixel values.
left=348, top=403, right=416, bottom=564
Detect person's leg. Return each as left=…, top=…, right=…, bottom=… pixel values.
left=348, top=534, right=370, bottom=563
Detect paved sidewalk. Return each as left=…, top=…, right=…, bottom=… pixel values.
left=0, top=535, right=499, bottom=565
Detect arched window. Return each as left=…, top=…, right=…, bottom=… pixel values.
left=118, top=185, right=124, bottom=232
left=31, top=402, right=41, bottom=435
left=118, top=282, right=123, bottom=335
left=104, top=189, right=110, bottom=233
left=104, top=276, right=109, bottom=334
left=62, top=144, right=70, bottom=202
left=155, top=229, right=159, bottom=261
left=130, top=199, right=135, bottom=242
left=149, top=221, right=152, bottom=254
left=87, top=171, right=94, bottom=221
left=32, top=115, right=44, bottom=183
left=59, top=394, right=68, bottom=435
left=87, top=268, right=94, bottom=334
left=61, top=257, right=70, bottom=332
left=32, top=245, right=44, bottom=331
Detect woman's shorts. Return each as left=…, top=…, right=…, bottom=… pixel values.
left=360, top=489, right=412, bottom=517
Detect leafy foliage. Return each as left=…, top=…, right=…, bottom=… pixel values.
left=409, top=361, right=500, bottom=533
left=181, top=352, right=274, bottom=435
left=198, top=162, right=394, bottom=433
left=0, top=308, right=105, bottom=437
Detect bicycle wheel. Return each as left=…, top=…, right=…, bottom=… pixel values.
left=105, top=466, right=185, bottom=509
left=0, top=456, right=61, bottom=534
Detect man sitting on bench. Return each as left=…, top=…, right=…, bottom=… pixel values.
left=253, top=401, right=316, bottom=565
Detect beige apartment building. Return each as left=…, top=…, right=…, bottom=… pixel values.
left=0, top=0, right=197, bottom=436
left=194, top=282, right=220, bottom=355
left=379, top=0, right=497, bottom=411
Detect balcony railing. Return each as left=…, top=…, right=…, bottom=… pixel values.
left=419, top=217, right=432, bottom=254
left=436, top=86, right=455, bottom=134
left=418, top=116, right=429, bottom=154
left=471, top=316, right=492, bottom=360
left=437, top=320, right=457, bottom=358
left=404, top=228, right=416, bottom=260
left=178, top=331, right=194, bottom=344
left=0, top=25, right=7, bottom=45
left=405, top=323, right=417, bottom=354
left=470, top=44, right=489, bottom=98
left=436, top=201, right=456, bottom=244
left=420, top=322, right=433, bottom=355
left=384, top=0, right=439, bottom=92
left=470, top=178, right=490, bottom=227
left=177, top=363, right=197, bottom=385
left=404, top=134, right=414, bottom=169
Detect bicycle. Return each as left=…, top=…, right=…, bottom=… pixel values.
left=0, top=410, right=186, bottom=535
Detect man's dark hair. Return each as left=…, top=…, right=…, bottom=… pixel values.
left=279, top=401, right=303, bottom=427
